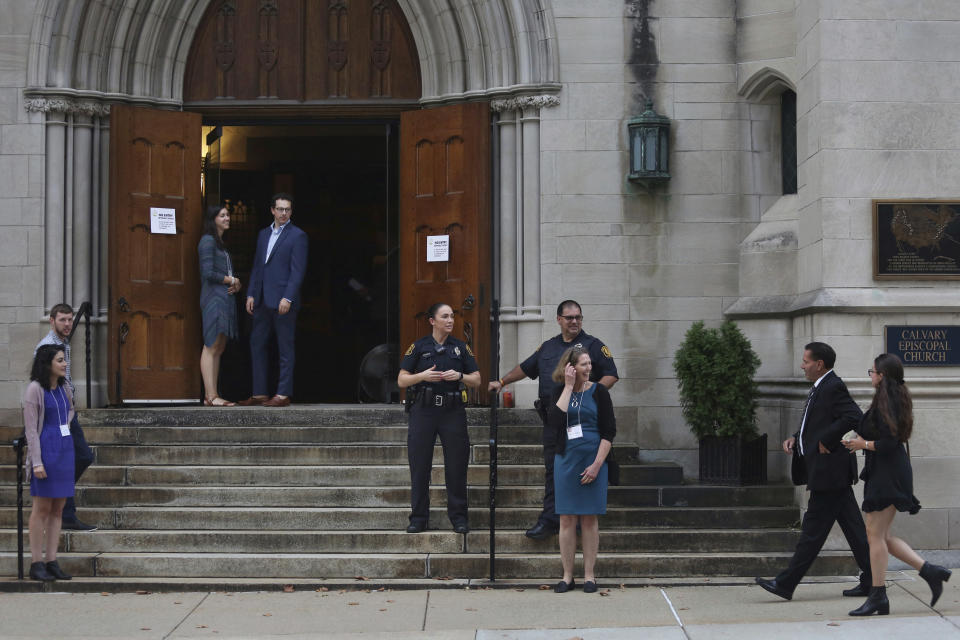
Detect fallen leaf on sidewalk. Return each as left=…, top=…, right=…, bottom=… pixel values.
left=196, top=625, right=208, bottom=629
left=538, top=584, right=551, bottom=590
left=514, top=588, right=525, bottom=592
left=100, top=592, right=110, bottom=596
left=316, top=587, right=329, bottom=592
left=283, top=585, right=295, bottom=593
left=174, top=601, right=182, bottom=605
left=387, top=600, right=396, bottom=603
left=566, top=636, right=584, bottom=640
left=465, top=608, right=477, bottom=611
left=140, top=628, right=151, bottom=631
left=379, top=608, right=387, bottom=612
left=262, top=613, right=272, bottom=617
left=355, top=575, right=369, bottom=581
left=376, top=587, right=385, bottom=591
left=827, top=623, right=840, bottom=627
left=136, top=590, right=151, bottom=595
left=436, top=576, right=454, bottom=581
left=599, top=591, right=610, bottom=597
left=348, top=602, right=359, bottom=606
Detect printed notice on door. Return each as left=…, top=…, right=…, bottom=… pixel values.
left=150, top=207, right=177, bottom=234
left=426, top=235, right=450, bottom=262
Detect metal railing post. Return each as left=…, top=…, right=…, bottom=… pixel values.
left=488, top=299, right=500, bottom=581
left=12, top=437, right=25, bottom=580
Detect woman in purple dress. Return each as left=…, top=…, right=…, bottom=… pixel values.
left=23, top=344, right=76, bottom=581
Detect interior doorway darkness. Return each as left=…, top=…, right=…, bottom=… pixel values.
left=203, top=123, right=399, bottom=403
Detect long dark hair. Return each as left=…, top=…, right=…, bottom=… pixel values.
left=869, top=353, right=913, bottom=441
left=31, top=344, right=66, bottom=391
left=202, top=204, right=228, bottom=250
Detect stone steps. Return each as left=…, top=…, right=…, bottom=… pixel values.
left=0, top=443, right=640, bottom=466
left=0, top=484, right=796, bottom=509
left=0, top=407, right=821, bottom=587
left=0, top=551, right=857, bottom=580
left=0, top=506, right=800, bottom=530
left=0, top=463, right=683, bottom=487
left=0, top=528, right=802, bottom=554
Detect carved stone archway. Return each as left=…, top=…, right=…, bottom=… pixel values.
left=24, top=0, right=561, bottom=404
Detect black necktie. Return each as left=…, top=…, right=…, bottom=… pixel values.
left=799, top=386, right=815, bottom=454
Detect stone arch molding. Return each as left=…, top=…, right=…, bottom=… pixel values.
left=23, top=0, right=561, bottom=111
left=24, top=0, right=560, bottom=405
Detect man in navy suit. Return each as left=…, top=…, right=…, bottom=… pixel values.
left=238, top=193, right=308, bottom=407
left=756, top=342, right=872, bottom=600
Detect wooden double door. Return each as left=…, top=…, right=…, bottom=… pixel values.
left=107, top=103, right=490, bottom=403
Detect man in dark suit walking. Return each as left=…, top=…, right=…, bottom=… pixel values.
left=756, top=341, right=872, bottom=600
left=239, top=193, right=308, bottom=407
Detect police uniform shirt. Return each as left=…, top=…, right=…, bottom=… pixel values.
left=519, top=331, right=618, bottom=398
left=400, top=335, right=479, bottom=393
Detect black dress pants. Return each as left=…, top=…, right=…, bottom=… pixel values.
left=407, top=404, right=469, bottom=527
left=775, top=486, right=872, bottom=592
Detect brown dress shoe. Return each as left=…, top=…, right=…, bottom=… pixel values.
left=263, top=395, right=291, bottom=407
left=237, top=395, right=269, bottom=406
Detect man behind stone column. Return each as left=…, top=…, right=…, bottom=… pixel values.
left=756, top=341, right=871, bottom=600
left=488, top=300, right=618, bottom=539
left=34, top=303, right=97, bottom=531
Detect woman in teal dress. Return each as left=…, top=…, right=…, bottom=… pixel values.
left=198, top=204, right=240, bottom=406
left=547, top=346, right=616, bottom=594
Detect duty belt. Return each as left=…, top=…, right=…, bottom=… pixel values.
left=423, top=391, right=462, bottom=408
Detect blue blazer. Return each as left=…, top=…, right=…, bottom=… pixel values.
left=247, top=222, right=309, bottom=310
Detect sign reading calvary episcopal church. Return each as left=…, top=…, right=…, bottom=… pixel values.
left=885, top=326, right=960, bottom=366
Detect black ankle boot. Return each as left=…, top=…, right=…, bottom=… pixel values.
left=45, top=560, right=72, bottom=580
left=28, top=562, right=55, bottom=582
left=919, top=561, right=952, bottom=607
left=849, top=586, right=889, bottom=616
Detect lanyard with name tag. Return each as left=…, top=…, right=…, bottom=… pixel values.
left=53, top=387, right=70, bottom=437
left=566, top=388, right=587, bottom=440
left=566, top=423, right=584, bottom=439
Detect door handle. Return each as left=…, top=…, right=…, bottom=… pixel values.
left=462, top=294, right=475, bottom=311
left=118, top=297, right=130, bottom=313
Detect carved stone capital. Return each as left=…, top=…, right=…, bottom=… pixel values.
left=490, top=94, right=560, bottom=113
left=24, top=96, right=111, bottom=116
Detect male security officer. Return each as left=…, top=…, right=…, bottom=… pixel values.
left=488, top=300, right=618, bottom=539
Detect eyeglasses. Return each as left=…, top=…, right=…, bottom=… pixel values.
left=867, top=369, right=876, bottom=375
left=560, top=315, right=583, bottom=321
left=274, top=207, right=291, bottom=213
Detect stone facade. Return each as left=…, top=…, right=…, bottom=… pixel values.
left=0, top=1, right=958, bottom=554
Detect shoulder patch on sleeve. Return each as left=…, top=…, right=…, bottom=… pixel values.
left=465, top=344, right=475, bottom=357
left=601, top=345, right=613, bottom=358
left=404, top=343, right=415, bottom=356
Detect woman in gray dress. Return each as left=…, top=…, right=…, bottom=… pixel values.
left=198, top=205, right=240, bottom=406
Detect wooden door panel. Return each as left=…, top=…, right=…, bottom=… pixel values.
left=109, top=105, right=202, bottom=402
left=400, top=102, right=491, bottom=402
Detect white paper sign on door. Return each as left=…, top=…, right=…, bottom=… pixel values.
left=426, top=235, right=450, bottom=262
left=150, top=208, right=177, bottom=234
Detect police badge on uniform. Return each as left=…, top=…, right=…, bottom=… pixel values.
left=454, top=346, right=461, bottom=356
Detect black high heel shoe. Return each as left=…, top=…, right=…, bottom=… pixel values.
left=849, top=586, right=889, bottom=616
left=920, top=561, right=952, bottom=607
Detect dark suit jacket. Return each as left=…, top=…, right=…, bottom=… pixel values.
left=247, top=222, right=308, bottom=310
left=793, top=370, right=863, bottom=492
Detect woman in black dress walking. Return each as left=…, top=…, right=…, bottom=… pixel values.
left=844, top=354, right=951, bottom=615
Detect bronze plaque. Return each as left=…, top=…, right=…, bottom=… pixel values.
left=874, top=199, right=960, bottom=279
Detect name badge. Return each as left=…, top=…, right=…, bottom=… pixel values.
left=566, top=424, right=583, bottom=440
left=60, top=423, right=71, bottom=437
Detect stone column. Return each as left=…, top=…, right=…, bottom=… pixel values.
left=72, top=114, right=94, bottom=306
left=489, top=95, right=559, bottom=400
left=42, top=109, right=68, bottom=313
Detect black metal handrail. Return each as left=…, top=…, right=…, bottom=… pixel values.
left=488, top=299, right=500, bottom=581
left=12, top=437, right=25, bottom=580
left=67, top=301, right=93, bottom=409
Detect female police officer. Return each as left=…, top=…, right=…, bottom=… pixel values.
left=398, top=302, right=481, bottom=533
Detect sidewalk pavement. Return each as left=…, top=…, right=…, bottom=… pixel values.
left=0, top=572, right=956, bottom=639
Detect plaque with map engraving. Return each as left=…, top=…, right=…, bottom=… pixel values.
left=874, top=200, right=960, bottom=279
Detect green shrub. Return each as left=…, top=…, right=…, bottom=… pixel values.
left=673, top=320, right=761, bottom=439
